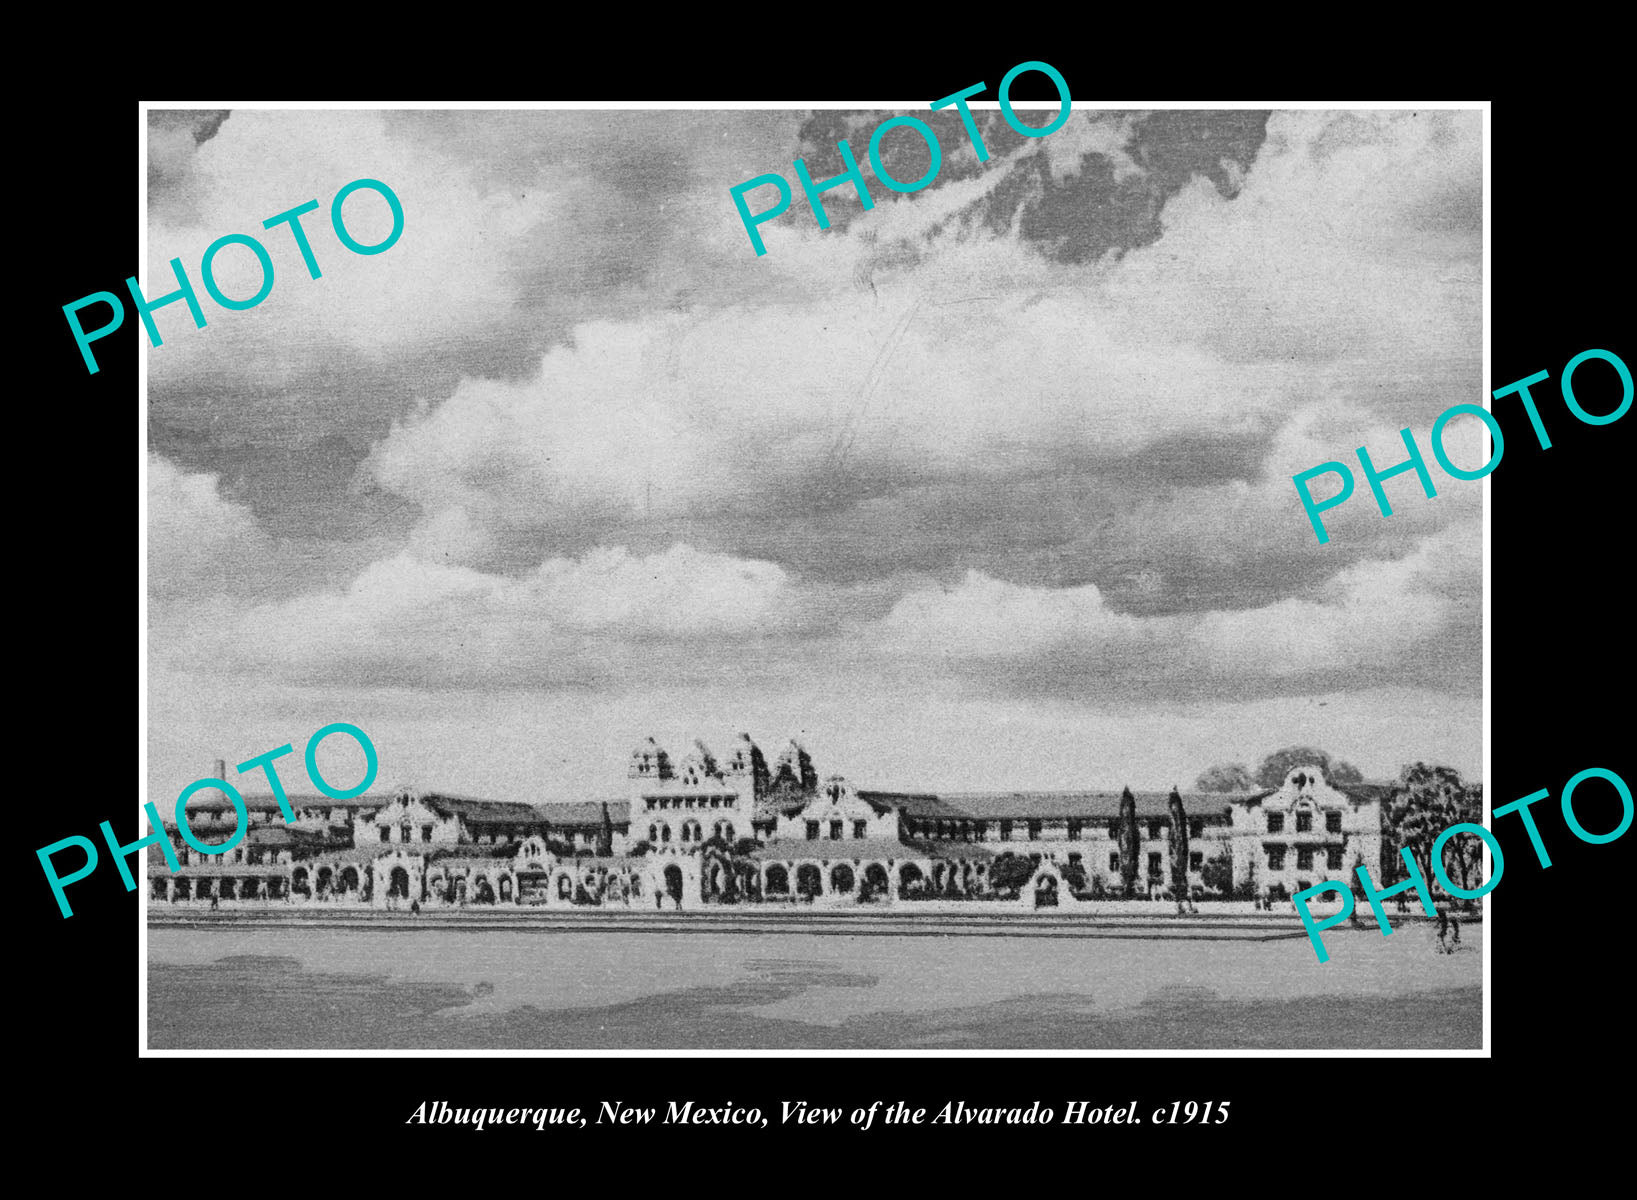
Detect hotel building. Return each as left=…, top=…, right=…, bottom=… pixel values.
left=146, top=735, right=1386, bottom=912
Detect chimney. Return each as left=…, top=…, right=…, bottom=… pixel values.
left=214, top=758, right=227, bottom=781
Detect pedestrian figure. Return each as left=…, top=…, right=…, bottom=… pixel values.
left=1435, top=906, right=1450, bottom=953
left=1450, top=913, right=1461, bottom=950
left=410, top=899, right=420, bottom=915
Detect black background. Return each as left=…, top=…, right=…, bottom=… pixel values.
left=21, top=40, right=1630, bottom=1170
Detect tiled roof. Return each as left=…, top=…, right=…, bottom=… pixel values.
left=176, top=793, right=387, bottom=813
left=244, top=825, right=337, bottom=847
left=746, top=836, right=924, bottom=862
left=891, top=791, right=1254, bottom=820
left=533, top=801, right=623, bottom=827
left=412, top=793, right=540, bottom=827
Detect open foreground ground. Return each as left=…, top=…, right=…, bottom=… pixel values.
left=147, top=916, right=1481, bottom=1050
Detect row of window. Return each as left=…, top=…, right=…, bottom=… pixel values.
left=646, top=821, right=735, bottom=844
left=1267, top=811, right=1344, bottom=833
left=643, top=795, right=737, bottom=812
left=1266, top=846, right=1346, bottom=871
left=382, top=823, right=437, bottom=844
left=906, top=817, right=1213, bottom=842
left=1104, top=851, right=1207, bottom=874
left=806, top=819, right=871, bottom=841
left=168, top=840, right=277, bottom=866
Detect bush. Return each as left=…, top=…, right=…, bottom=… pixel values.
left=988, top=854, right=1035, bottom=896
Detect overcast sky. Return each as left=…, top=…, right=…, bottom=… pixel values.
left=145, top=106, right=1483, bottom=802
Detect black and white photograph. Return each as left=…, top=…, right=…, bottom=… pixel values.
left=138, top=101, right=1487, bottom=1052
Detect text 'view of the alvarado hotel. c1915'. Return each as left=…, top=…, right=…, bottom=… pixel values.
left=147, top=735, right=1391, bottom=917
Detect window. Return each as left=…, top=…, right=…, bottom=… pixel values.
left=1297, top=847, right=1314, bottom=870
left=1296, top=811, right=1313, bottom=833
left=421, top=825, right=433, bottom=843
left=1068, top=852, right=1082, bottom=865
left=1327, top=846, right=1344, bottom=870
left=380, top=827, right=391, bottom=843
left=806, top=821, right=819, bottom=841
left=1268, top=847, right=1286, bottom=871
left=1267, top=812, right=1285, bottom=833
left=648, top=824, right=657, bottom=843
left=829, top=820, right=843, bottom=841
left=1190, top=820, right=1203, bottom=839
left=999, top=820, right=1012, bottom=841
left=853, top=820, right=867, bottom=839
left=1027, top=820, right=1042, bottom=840
left=1067, top=821, right=1081, bottom=840
left=1147, top=852, right=1162, bottom=877
left=1190, top=851, right=1203, bottom=871
left=661, top=825, right=672, bottom=843
left=1109, top=853, right=1120, bottom=871
left=1326, top=811, right=1343, bottom=833
left=1147, top=820, right=1163, bottom=839
left=399, top=822, right=412, bottom=843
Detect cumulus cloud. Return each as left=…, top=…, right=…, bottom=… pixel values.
left=157, top=542, right=804, bottom=689
left=145, top=107, right=1484, bottom=793
left=874, top=518, right=1480, bottom=698
left=148, top=452, right=270, bottom=597
left=144, top=110, right=552, bottom=392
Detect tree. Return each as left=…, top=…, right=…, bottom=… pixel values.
left=1167, top=788, right=1190, bottom=896
left=741, top=734, right=770, bottom=801
left=1195, top=763, right=1255, bottom=793
left=1386, top=762, right=1483, bottom=907
left=1117, top=788, right=1141, bottom=898
left=1255, top=746, right=1363, bottom=789
left=988, top=854, right=1035, bottom=896
left=796, top=744, right=819, bottom=794
left=1201, top=851, right=1234, bottom=897
left=1061, top=860, right=1088, bottom=894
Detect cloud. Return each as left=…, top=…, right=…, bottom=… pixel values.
left=157, top=542, right=804, bottom=689
left=145, top=110, right=552, bottom=391
left=145, top=108, right=1483, bottom=793
left=147, top=452, right=270, bottom=597
left=872, top=518, right=1480, bottom=698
